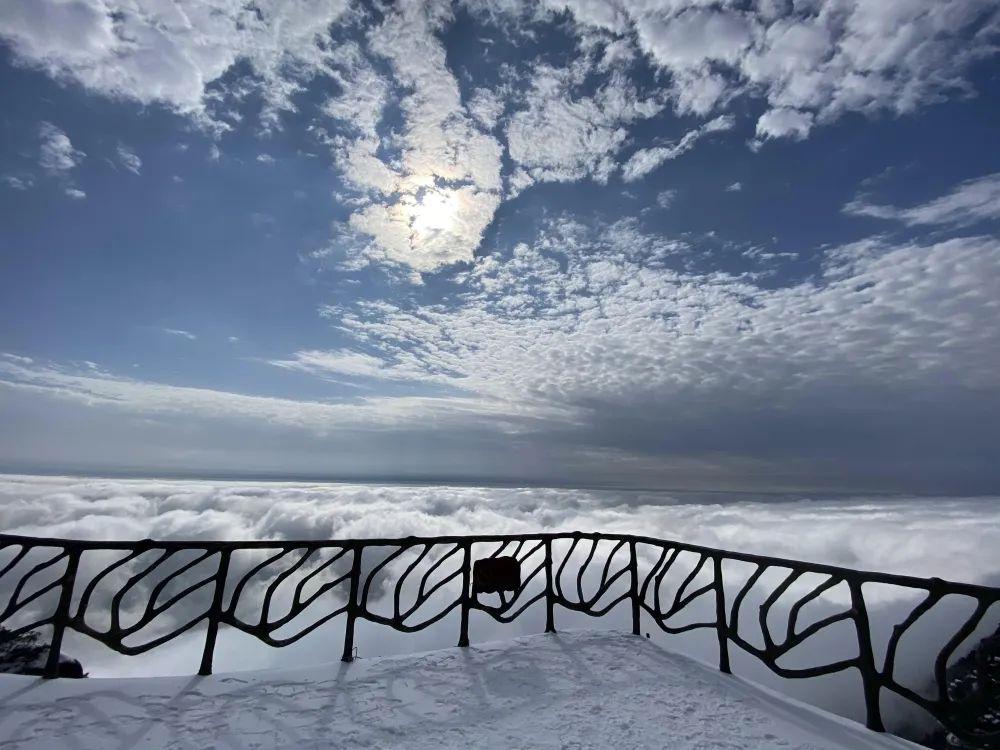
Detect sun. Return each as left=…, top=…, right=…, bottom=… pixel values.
left=411, top=188, right=460, bottom=235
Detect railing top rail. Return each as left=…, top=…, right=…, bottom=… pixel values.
left=2, top=531, right=997, bottom=597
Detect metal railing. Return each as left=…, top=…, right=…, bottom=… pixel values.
left=1, top=531, right=997, bottom=744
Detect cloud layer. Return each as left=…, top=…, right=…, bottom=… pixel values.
left=4, top=184, right=1000, bottom=491
left=4, top=474, right=997, bottom=582
left=0, top=0, right=350, bottom=124
left=560, top=0, right=1000, bottom=136
left=4, top=0, right=997, bottom=272
left=1, top=472, right=997, bottom=741
left=1, top=3, right=998, bottom=498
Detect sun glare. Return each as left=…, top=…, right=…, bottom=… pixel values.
left=411, top=188, right=460, bottom=235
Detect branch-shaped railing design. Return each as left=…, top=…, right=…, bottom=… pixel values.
left=1, top=531, right=997, bottom=745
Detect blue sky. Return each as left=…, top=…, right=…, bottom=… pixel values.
left=0, top=0, right=999, bottom=492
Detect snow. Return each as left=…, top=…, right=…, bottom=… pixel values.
left=0, top=630, right=921, bottom=750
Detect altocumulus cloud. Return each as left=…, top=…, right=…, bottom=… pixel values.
left=314, top=212, right=1000, bottom=492
left=3, top=192, right=1000, bottom=492
left=2, top=0, right=997, bottom=273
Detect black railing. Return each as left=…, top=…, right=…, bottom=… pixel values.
left=1, top=531, right=997, bottom=744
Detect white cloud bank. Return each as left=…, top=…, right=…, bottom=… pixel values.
left=3, top=474, right=996, bottom=583
left=0, top=472, right=997, bottom=741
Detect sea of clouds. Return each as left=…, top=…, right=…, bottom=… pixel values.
left=1, top=473, right=998, bottom=740
left=3, top=474, right=997, bottom=581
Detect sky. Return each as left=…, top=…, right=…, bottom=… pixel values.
left=1, top=0, right=999, bottom=492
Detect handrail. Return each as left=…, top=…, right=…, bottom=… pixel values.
left=1, top=530, right=997, bottom=744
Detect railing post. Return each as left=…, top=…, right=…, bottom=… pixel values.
left=629, top=540, right=640, bottom=635
left=849, top=578, right=884, bottom=732
left=44, top=548, right=79, bottom=679
left=341, top=545, right=362, bottom=662
left=713, top=554, right=730, bottom=674
left=458, top=541, right=471, bottom=647
left=199, top=547, right=231, bottom=676
left=544, top=536, right=556, bottom=633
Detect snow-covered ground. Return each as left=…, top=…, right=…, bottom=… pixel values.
left=0, top=630, right=920, bottom=750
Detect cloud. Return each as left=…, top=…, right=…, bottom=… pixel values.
left=116, top=144, right=142, bottom=174
left=64, top=187, right=86, bottom=200
left=0, top=349, right=599, bottom=490
left=10, top=0, right=988, bottom=279
left=269, top=349, right=411, bottom=381
left=315, top=213, right=1000, bottom=492
left=0, top=0, right=351, bottom=126
left=656, top=189, right=677, bottom=209
left=311, top=0, right=998, bottom=274
left=38, top=122, right=83, bottom=173
left=321, top=42, right=391, bottom=141
left=162, top=328, right=196, bottom=341
left=0, top=472, right=996, bottom=742
left=844, top=172, right=1000, bottom=228
left=256, top=154, right=275, bottom=164
left=541, top=0, right=630, bottom=34
left=347, top=187, right=501, bottom=272
left=507, top=63, right=662, bottom=186
left=3, top=475, right=997, bottom=586
left=368, top=6, right=501, bottom=187
left=4, top=198, right=1000, bottom=491
left=637, top=7, right=754, bottom=73
left=2, top=174, right=32, bottom=190
left=725, top=181, right=742, bottom=192
left=329, top=221, right=1000, bottom=402
left=754, top=107, right=813, bottom=142
left=467, top=87, right=505, bottom=130
left=320, top=24, right=664, bottom=272
left=629, top=7, right=752, bottom=115
left=315, top=3, right=505, bottom=272
left=3, top=186, right=1000, bottom=491
left=0, top=353, right=567, bottom=439
left=622, top=115, right=733, bottom=182
left=316, top=14, right=661, bottom=216
left=554, top=0, right=999, bottom=136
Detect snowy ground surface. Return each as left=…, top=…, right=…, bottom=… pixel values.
left=0, top=630, right=920, bottom=750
